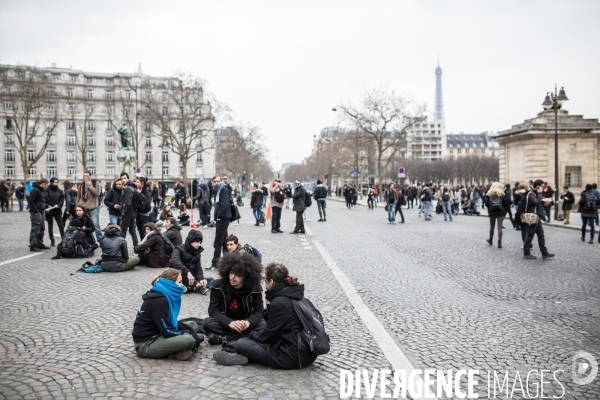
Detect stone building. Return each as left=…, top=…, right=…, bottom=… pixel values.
left=446, top=132, right=499, bottom=159
left=1, top=63, right=215, bottom=183
left=496, top=109, right=600, bottom=191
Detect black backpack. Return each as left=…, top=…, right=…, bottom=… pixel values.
left=274, top=189, right=285, bottom=203
left=584, top=193, right=599, bottom=212
left=242, top=244, right=262, bottom=263
left=133, top=190, right=151, bottom=213
left=489, top=195, right=503, bottom=212
left=304, top=191, right=312, bottom=208
left=442, top=191, right=450, bottom=202
left=291, top=297, right=330, bottom=356
left=61, top=229, right=79, bottom=256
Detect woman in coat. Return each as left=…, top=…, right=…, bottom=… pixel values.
left=99, top=225, right=139, bottom=272
left=71, top=205, right=96, bottom=244
left=151, top=182, right=160, bottom=208
left=177, top=204, right=190, bottom=226
left=577, top=184, right=599, bottom=244
left=231, top=263, right=318, bottom=369
left=134, top=223, right=171, bottom=268
left=485, top=182, right=511, bottom=248
left=132, top=268, right=202, bottom=361
left=62, top=181, right=77, bottom=225
left=160, top=204, right=174, bottom=222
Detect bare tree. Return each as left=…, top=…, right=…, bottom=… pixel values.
left=337, top=86, right=426, bottom=186
left=65, top=98, right=95, bottom=172
left=0, top=65, right=64, bottom=180
left=144, top=72, right=214, bottom=183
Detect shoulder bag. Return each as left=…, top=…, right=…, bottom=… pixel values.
left=520, top=193, right=540, bottom=225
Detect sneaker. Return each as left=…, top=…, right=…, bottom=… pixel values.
left=392, top=222, right=396, bottom=225
left=387, top=221, right=391, bottom=224
left=212, top=350, right=248, bottom=366
left=208, top=333, right=226, bottom=345
left=271, top=230, right=278, bottom=233
left=542, top=253, right=555, bottom=259
left=589, top=239, right=594, bottom=244
left=524, top=254, right=537, bottom=260
left=318, top=219, right=323, bottom=222
left=51, top=255, right=61, bottom=259
left=168, top=350, right=193, bottom=361
left=30, top=247, right=41, bottom=252
left=199, top=286, right=210, bottom=295
left=276, top=229, right=284, bottom=233
left=39, top=244, right=51, bottom=250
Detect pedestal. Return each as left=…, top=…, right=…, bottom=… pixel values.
left=116, top=148, right=137, bottom=178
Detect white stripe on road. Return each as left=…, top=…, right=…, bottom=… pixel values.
left=313, top=239, right=437, bottom=399
left=304, top=225, right=314, bottom=236
left=0, top=253, right=44, bottom=266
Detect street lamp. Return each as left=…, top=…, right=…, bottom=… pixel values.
left=541, top=85, right=569, bottom=220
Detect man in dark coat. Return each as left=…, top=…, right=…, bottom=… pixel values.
left=104, top=179, right=123, bottom=226
left=119, top=173, right=139, bottom=246
left=28, top=178, right=51, bottom=251
left=519, top=179, right=555, bottom=260
left=170, top=229, right=211, bottom=293
left=291, top=180, right=306, bottom=234
left=208, top=175, right=232, bottom=270
left=559, top=186, right=575, bottom=225
left=44, top=177, right=65, bottom=246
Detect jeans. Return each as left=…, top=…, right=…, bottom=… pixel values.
left=408, top=196, right=414, bottom=209
left=387, top=204, right=396, bottom=222
left=474, top=198, right=481, bottom=214
left=442, top=201, right=452, bottom=220
left=271, top=206, right=281, bottom=231
left=544, top=205, right=553, bottom=222
left=317, top=199, right=326, bottom=219
left=18, top=198, right=24, bottom=211
left=489, top=215, right=505, bottom=241
left=524, top=222, right=548, bottom=256
left=87, top=207, right=102, bottom=242
left=109, top=214, right=122, bottom=226
left=521, top=225, right=528, bottom=242
left=199, top=208, right=209, bottom=226
left=212, top=219, right=229, bottom=268
left=252, top=206, right=261, bottom=221
left=423, top=201, right=432, bottom=219
left=46, top=212, right=65, bottom=243
left=29, top=212, right=45, bottom=248
left=136, top=213, right=149, bottom=240
left=394, top=204, right=405, bottom=222
left=120, top=212, right=139, bottom=246
left=451, top=202, right=459, bottom=214
left=262, top=196, right=267, bottom=208
left=202, top=318, right=266, bottom=342
left=582, top=216, right=595, bottom=240
left=418, top=201, right=425, bottom=215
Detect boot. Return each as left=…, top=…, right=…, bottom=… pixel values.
left=524, top=254, right=537, bottom=260
left=542, top=253, right=555, bottom=259
left=51, top=240, right=56, bottom=247
left=498, top=241, right=502, bottom=249
left=486, top=238, right=493, bottom=246
left=255, top=221, right=259, bottom=226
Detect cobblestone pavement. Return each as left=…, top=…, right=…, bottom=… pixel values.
left=1, top=199, right=599, bottom=399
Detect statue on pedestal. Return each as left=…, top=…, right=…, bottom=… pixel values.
left=118, top=123, right=130, bottom=149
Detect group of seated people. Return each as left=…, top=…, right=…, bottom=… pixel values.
left=148, top=203, right=190, bottom=227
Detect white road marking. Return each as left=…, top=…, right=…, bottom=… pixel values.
left=313, top=239, right=437, bottom=399
left=0, top=253, right=44, bottom=266
left=304, top=225, right=314, bottom=236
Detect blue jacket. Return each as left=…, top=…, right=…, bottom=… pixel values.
left=213, top=184, right=232, bottom=220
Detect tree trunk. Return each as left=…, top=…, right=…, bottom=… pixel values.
left=21, top=158, right=29, bottom=181
left=181, top=162, right=188, bottom=186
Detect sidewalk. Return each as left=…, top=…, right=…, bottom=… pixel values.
left=328, top=196, right=593, bottom=233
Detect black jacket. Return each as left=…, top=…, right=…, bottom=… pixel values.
left=120, top=181, right=137, bottom=215
left=71, top=214, right=96, bottom=237
left=104, top=183, right=122, bottom=216
left=516, top=190, right=546, bottom=221
left=560, top=191, right=575, bottom=211
left=44, top=185, right=64, bottom=216
left=250, top=189, right=264, bottom=208
left=485, top=193, right=510, bottom=217
left=100, top=227, right=129, bottom=264
left=213, top=184, right=232, bottom=220
left=292, top=186, right=306, bottom=212
left=170, top=230, right=204, bottom=282
left=249, top=284, right=317, bottom=369
left=164, top=224, right=183, bottom=247
left=28, top=183, right=46, bottom=214
left=208, top=279, right=264, bottom=329
left=132, top=290, right=189, bottom=343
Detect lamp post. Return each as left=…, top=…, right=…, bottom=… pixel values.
left=541, top=85, right=569, bottom=220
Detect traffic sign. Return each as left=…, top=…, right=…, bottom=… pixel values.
left=397, top=167, right=405, bottom=178
left=46, top=174, right=51, bottom=179
left=136, top=167, right=141, bottom=174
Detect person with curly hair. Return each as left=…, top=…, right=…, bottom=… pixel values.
left=204, top=252, right=266, bottom=364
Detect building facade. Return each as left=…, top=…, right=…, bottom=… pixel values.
left=1, top=63, right=215, bottom=183
left=446, top=132, right=499, bottom=159
left=496, top=109, right=600, bottom=191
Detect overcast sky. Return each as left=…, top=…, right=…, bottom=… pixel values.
left=1, top=0, right=599, bottom=170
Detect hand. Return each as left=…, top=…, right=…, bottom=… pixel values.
left=187, top=272, right=194, bottom=284
left=199, top=279, right=207, bottom=287
left=114, top=204, right=120, bottom=209
left=217, top=218, right=221, bottom=221
left=65, top=211, right=69, bottom=215
left=228, top=320, right=245, bottom=333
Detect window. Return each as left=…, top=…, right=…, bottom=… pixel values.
left=88, top=167, right=96, bottom=176
left=162, top=152, right=169, bottom=162
left=162, top=92, right=168, bottom=102
left=87, top=136, right=96, bottom=146
left=68, top=167, right=76, bottom=176
left=124, top=105, right=133, bottom=114
left=5, top=166, right=15, bottom=176
left=47, top=151, right=56, bottom=162
left=106, top=167, right=115, bottom=177
left=449, top=149, right=453, bottom=154
left=105, top=78, right=113, bottom=84
left=125, top=90, right=132, bottom=100
left=3, top=102, right=13, bottom=110
left=144, top=106, right=150, bottom=116
left=106, top=152, right=114, bottom=162
left=127, top=137, right=132, bottom=147
left=195, top=108, right=202, bottom=117
left=162, top=166, right=169, bottom=175
left=124, top=78, right=131, bottom=84
left=46, top=87, right=55, bottom=97
left=86, top=120, right=95, bottom=131
left=86, top=104, right=94, bottom=113
left=145, top=137, right=152, bottom=148
left=105, top=136, right=114, bottom=147
left=465, top=148, right=469, bottom=154
left=5, top=119, right=13, bottom=130
left=146, top=167, right=152, bottom=176
left=27, top=136, right=35, bottom=145
left=162, top=107, right=168, bottom=117
left=570, top=143, right=577, bottom=149
left=145, top=152, right=152, bottom=162
left=178, top=136, right=184, bottom=145
left=66, top=103, right=75, bottom=111
left=69, top=74, right=78, bottom=82
left=27, top=150, right=36, bottom=161
left=565, top=166, right=581, bottom=187
left=29, top=166, right=36, bottom=176
left=86, top=77, right=93, bottom=83
left=67, top=88, right=74, bottom=98
left=47, top=166, right=57, bottom=176
left=4, top=150, right=15, bottom=162
left=457, top=149, right=462, bottom=154
left=196, top=138, right=202, bottom=148
left=67, top=136, right=76, bottom=146
left=145, top=121, right=151, bottom=132
left=86, top=90, right=93, bottom=99
left=4, top=133, right=14, bottom=145
left=196, top=153, right=203, bottom=162
left=87, top=151, right=96, bottom=162
left=105, top=90, right=112, bottom=99
left=67, top=152, right=76, bottom=162
left=106, top=121, right=113, bottom=131
left=52, top=73, right=61, bottom=81
left=106, top=105, right=115, bottom=114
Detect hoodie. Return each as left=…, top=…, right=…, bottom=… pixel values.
left=132, top=290, right=188, bottom=343
left=164, top=223, right=183, bottom=247
left=100, top=227, right=128, bottom=263
left=170, top=230, right=204, bottom=282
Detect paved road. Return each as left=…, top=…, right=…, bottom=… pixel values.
left=0, top=199, right=598, bottom=399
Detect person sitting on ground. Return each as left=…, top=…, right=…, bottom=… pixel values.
left=98, top=225, right=140, bottom=272
left=149, top=206, right=163, bottom=227
left=220, top=263, right=319, bottom=368
left=203, top=252, right=266, bottom=351
left=177, top=204, right=190, bottom=226
left=225, top=234, right=247, bottom=254
left=134, top=223, right=171, bottom=268
left=71, top=205, right=96, bottom=243
left=160, top=204, right=174, bottom=222
left=132, top=268, right=203, bottom=361
left=170, top=229, right=215, bottom=294
left=51, top=219, right=98, bottom=259
left=164, top=217, right=183, bottom=247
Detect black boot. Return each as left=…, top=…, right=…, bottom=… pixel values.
left=486, top=238, right=493, bottom=246
left=498, top=241, right=502, bottom=249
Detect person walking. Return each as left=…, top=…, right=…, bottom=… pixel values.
left=559, top=186, right=575, bottom=225
left=366, top=184, right=374, bottom=210
left=261, top=182, right=269, bottom=209
left=503, top=183, right=515, bottom=228
left=290, top=180, right=306, bottom=234
left=28, top=178, right=51, bottom=252
left=421, top=183, right=433, bottom=221
left=313, top=179, right=327, bottom=222
left=577, top=184, right=599, bottom=244
left=208, top=174, right=232, bottom=270
left=436, top=183, right=453, bottom=222
left=44, top=177, right=65, bottom=247
left=518, top=180, right=555, bottom=259
left=395, top=187, right=406, bottom=223
left=384, top=183, right=398, bottom=224
left=485, top=182, right=510, bottom=248
left=104, top=179, right=123, bottom=226
left=513, top=183, right=529, bottom=246
left=250, top=184, right=264, bottom=226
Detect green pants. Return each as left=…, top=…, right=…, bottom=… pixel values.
left=134, top=321, right=197, bottom=359
left=122, top=256, right=140, bottom=271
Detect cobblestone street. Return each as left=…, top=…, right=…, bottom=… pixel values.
left=1, top=200, right=599, bottom=399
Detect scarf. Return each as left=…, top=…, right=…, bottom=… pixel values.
left=152, top=277, right=185, bottom=330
